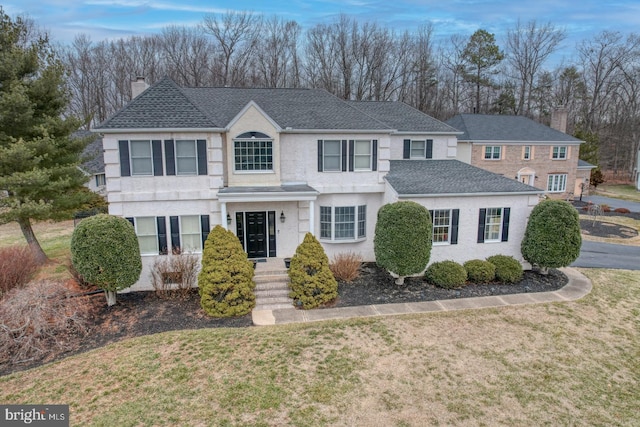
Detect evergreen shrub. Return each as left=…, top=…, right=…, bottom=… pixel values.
left=288, top=233, right=337, bottom=309
left=198, top=225, right=255, bottom=317
left=463, top=259, right=496, bottom=283
left=70, top=214, right=142, bottom=306
left=425, top=261, right=467, bottom=289
left=486, top=255, right=523, bottom=283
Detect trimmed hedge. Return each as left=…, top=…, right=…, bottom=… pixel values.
left=288, top=233, right=337, bottom=309
left=486, top=255, right=523, bottom=284
left=374, top=201, right=432, bottom=284
left=463, top=259, right=496, bottom=283
left=70, top=214, right=142, bottom=305
left=521, top=200, right=581, bottom=271
left=198, top=225, right=255, bottom=317
left=425, top=261, right=467, bottom=289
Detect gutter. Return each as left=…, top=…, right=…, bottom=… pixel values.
left=396, top=190, right=544, bottom=198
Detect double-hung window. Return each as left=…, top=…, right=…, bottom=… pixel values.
left=552, top=146, right=567, bottom=159
left=135, top=217, right=159, bottom=255
left=130, top=140, right=153, bottom=175
left=234, top=139, right=273, bottom=171
left=477, top=207, right=510, bottom=243
left=321, top=140, right=342, bottom=171
left=175, top=140, right=198, bottom=175
left=320, top=205, right=366, bottom=241
left=180, top=216, right=202, bottom=252
left=403, top=139, right=433, bottom=159
left=523, top=146, right=531, bottom=160
left=484, top=146, right=501, bottom=160
left=547, top=174, right=567, bottom=192
left=354, top=140, right=372, bottom=170
left=432, top=210, right=451, bottom=244
left=95, top=173, right=106, bottom=186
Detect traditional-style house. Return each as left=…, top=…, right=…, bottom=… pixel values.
left=93, top=77, right=542, bottom=291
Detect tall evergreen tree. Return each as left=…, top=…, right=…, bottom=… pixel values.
left=0, top=9, right=96, bottom=264
left=462, top=29, right=504, bottom=114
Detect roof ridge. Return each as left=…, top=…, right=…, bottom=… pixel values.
left=171, top=78, right=223, bottom=127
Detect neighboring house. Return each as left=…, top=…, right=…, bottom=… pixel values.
left=577, top=160, right=597, bottom=198
left=77, top=130, right=107, bottom=196
left=447, top=114, right=585, bottom=198
left=93, top=77, right=542, bottom=291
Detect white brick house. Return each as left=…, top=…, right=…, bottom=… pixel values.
left=94, top=77, right=542, bottom=291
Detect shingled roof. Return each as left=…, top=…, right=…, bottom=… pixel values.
left=446, top=114, right=582, bottom=144
left=95, top=77, right=457, bottom=132
left=386, top=160, right=543, bottom=196
left=75, top=130, right=104, bottom=174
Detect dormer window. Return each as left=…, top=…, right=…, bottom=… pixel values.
left=234, top=132, right=273, bottom=172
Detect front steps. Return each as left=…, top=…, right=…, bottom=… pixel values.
left=253, top=258, right=293, bottom=311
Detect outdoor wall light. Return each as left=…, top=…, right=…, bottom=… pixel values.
left=280, top=211, right=286, bottom=223
left=227, top=213, right=232, bottom=224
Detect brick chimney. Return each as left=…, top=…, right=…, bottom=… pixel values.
left=131, top=76, right=149, bottom=99
left=550, top=107, right=568, bottom=134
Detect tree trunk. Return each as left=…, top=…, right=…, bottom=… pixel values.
left=395, top=276, right=405, bottom=285
left=539, top=266, right=549, bottom=275
left=17, top=217, right=49, bottom=265
left=105, top=290, right=117, bottom=306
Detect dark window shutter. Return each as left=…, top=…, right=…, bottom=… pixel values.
left=403, top=139, right=410, bottom=159
left=157, top=216, right=167, bottom=255
left=477, top=208, right=486, bottom=243
left=317, top=140, right=323, bottom=172
left=170, top=216, right=180, bottom=253
left=341, top=140, right=347, bottom=172
left=152, top=140, right=163, bottom=176
left=119, top=140, right=131, bottom=177
left=268, top=211, right=276, bottom=257
left=428, top=210, right=434, bottom=243
left=451, top=209, right=459, bottom=245
left=164, top=140, right=175, bottom=176
left=197, top=139, right=207, bottom=175
left=501, top=208, right=510, bottom=242
left=426, top=139, right=433, bottom=159
left=125, top=217, right=135, bottom=227
left=348, top=140, right=355, bottom=171
left=200, top=215, right=210, bottom=248
left=372, top=140, right=378, bottom=171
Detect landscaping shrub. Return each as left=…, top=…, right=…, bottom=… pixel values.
left=425, top=261, right=467, bottom=289
left=463, top=259, right=496, bottom=284
left=198, top=225, right=255, bottom=317
left=0, top=246, right=38, bottom=298
left=521, top=200, right=581, bottom=274
left=599, top=203, right=611, bottom=212
left=330, top=252, right=362, bottom=283
left=151, top=249, right=200, bottom=299
left=0, top=280, right=90, bottom=365
left=614, top=207, right=631, bottom=214
left=486, top=255, right=523, bottom=283
left=374, top=201, right=432, bottom=285
left=70, top=214, right=142, bottom=306
left=289, top=233, right=337, bottom=309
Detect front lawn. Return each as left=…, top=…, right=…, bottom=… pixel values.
left=1, top=268, right=638, bottom=426
left=595, top=183, right=640, bottom=202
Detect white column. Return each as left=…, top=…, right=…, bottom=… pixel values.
left=220, top=202, right=227, bottom=231
left=309, top=200, right=315, bottom=236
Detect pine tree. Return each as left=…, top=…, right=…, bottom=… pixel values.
left=0, top=9, right=97, bottom=264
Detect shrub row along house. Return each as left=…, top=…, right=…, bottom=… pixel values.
left=93, top=77, right=583, bottom=291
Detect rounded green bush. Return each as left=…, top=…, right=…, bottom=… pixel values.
left=70, top=214, right=142, bottom=305
left=374, top=201, right=432, bottom=284
left=198, top=225, right=255, bottom=317
left=425, top=260, right=467, bottom=289
left=288, top=233, right=337, bottom=309
left=521, top=200, right=581, bottom=271
left=486, top=255, right=523, bottom=284
left=463, top=259, right=496, bottom=283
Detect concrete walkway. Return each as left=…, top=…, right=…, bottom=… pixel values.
left=252, top=267, right=592, bottom=326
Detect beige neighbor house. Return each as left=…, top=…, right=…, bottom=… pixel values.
left=447, top=113, right=593, bottom=199
left=93, top=77, right=542, bottom=291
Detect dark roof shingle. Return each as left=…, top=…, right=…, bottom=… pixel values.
left=348, top=101, right=460, bottom=133
left=386, top=160, right=542, bottom=196
left=446, top=114, right=582, bottom=143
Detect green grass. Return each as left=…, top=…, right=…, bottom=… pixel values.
left=595, top=184, right=640, bottom=202
left=1, top=269, right=639, bottom=426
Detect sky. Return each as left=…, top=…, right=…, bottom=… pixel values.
left=2, top=0, right=640, bottom=62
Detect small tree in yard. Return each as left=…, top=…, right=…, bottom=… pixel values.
left=374, top=201, right=432, bottom=285
left=198, top=225, right=255, bottom=317
left=521, top=200, right=581, bottom=274
left=288, top=233, right=337, bottom=309
left=71, top=214, right=142, bottom=306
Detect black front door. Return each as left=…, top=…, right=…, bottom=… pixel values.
left=246, top=212, right=267, bottom=258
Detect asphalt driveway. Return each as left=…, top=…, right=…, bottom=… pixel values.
left=580, top=194, right=640, bottom=213
left=571, top=240, right=640, bottom=270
